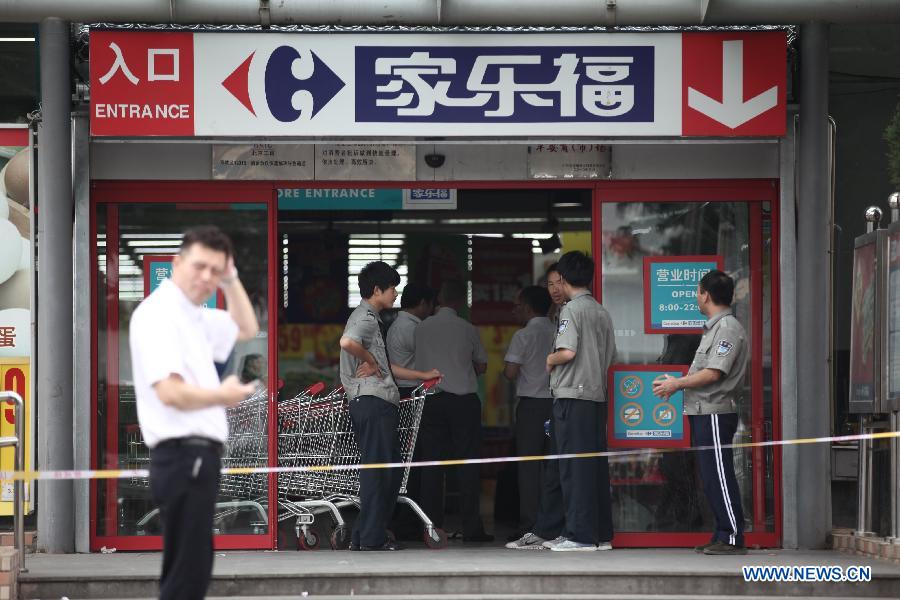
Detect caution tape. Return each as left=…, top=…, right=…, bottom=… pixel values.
left=2, top=430, right=898, bottom=482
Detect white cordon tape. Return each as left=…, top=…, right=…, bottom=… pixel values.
left=3, top=430, right=898, bottom=482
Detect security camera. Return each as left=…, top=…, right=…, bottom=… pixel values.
left=424, top=153, right=445, bottom=168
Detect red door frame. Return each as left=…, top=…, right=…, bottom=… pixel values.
left=89, top=178, right=781, bottom=550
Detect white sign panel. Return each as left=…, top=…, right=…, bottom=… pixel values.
left=315, top=144, right=415, bottom=180
left=528, top=144, right=610, bottom=179
left=212, top=144, right=314, bottom=179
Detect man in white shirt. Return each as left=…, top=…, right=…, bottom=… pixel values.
left=386, top=282, right=435, bottom=399
left=503, top=286, right=555, bottom=537
left=129, top=226, right=259, bottom=600
left=414, top=279, right=493, bottom=542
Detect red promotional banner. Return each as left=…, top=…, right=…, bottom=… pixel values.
left=470, top=238, right=533, bottom=325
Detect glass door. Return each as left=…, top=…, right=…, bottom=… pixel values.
left=596, top=181, right=780, bottom=548
left=91, top=184, right=276, bottom=551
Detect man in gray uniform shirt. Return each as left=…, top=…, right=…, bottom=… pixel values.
left=653, top=269, right=748, bottom=555
left=339, top=261, right=440, bottom=551
left=415, top=279, right=493, bottom=542
left=387, top=282, right=435, bottom=399
left=545, top=251, right=616, bottom=552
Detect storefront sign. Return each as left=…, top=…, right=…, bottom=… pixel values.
left=643, top=255, right=722, bottom=334
left=403, top=188, right=457, bottom=210
left=277, top=188, right=403, bottom=210
left=315, top=144, right=415, bottom=180
left=143, top=255, right=221, bottom=308
left=528, top=144, right=610, bottom=179
left=0, top=125, right=33, bottom=515
left=608, top=365, right=689, bottom=448
left=212, top=144, right=314, bottom=180
left=90, top=30, right=786, bottom=138
left=849, top=242, right=877, bottom=407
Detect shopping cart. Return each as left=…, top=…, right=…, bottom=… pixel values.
left=276, top=378, right=447, bottom=550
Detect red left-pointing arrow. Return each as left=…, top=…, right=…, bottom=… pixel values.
left=223, top=52, right=255, bottom=116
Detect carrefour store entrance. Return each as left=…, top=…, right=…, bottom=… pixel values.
left=89, top=178, right=780, bottom=550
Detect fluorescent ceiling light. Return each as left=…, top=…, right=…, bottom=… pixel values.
left=0, top=37, right=35, bottom=42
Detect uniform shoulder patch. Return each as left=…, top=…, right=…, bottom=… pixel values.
left=716, top=340, right=734, bottom=356
left=366, top=309, right=376, bottom=318
left=558, top=319, right=569, bottom=334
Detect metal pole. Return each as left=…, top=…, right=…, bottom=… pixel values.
left=795, top=22, right=831, bottom=549
left=856, top=416, right=873, bottom=536
left=0, top=391, right=26, bottom=572
left=36, top=17, right=74, bottom=554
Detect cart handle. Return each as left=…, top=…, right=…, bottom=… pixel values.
left=305, top=381, right=326, bottom=396
left=421, top=377, right=441, bottom=390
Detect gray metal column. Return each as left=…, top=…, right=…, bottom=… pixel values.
left=36, top=17, right=74, bottom=553
left=795, top=22, right=831, bottom=549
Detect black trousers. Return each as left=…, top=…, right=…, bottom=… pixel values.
left=554, top=398, right=613, bottom=545
left=349, top=395, right=403, bottom=547
left=690, top=413, right=745, bottom=547
left=417, top=391, right=485, bottom=536
left=515, top=397, right=554, bottom=529
left=531, top=413, right=564, bottom=540
left=149, top=442, right=221, bottom=600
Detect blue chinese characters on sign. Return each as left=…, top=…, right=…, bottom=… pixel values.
left=356, top=46, right=654, bottom=123
left=612, top=370, right=685, bottom=443
left=645, top=257, right=719, bottom=333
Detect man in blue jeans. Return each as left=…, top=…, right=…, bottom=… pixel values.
left=339, top=262, right=440, bottom=551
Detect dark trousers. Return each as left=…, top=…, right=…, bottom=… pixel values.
left=417, top=391, right=485, bottom=536
left=690, top=413, right=745, bottom=547
left=554, top=398, right=613, bottom=545
left=531, top=413, right=564, bottom=540
left=349, top=395, right=403, bottom=547
left=515, top=397, right=554, bottom=529
left=149, top=443, right=221, bottom=600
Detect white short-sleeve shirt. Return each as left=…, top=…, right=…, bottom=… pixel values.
left=129, top=279, right=239, bottom=448
left=414, top=307, right=487, bottom=396
left=504, top=316, right=555, bottom=399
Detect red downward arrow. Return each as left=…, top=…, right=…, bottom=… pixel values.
left=223, top=52, right=255, bottom=116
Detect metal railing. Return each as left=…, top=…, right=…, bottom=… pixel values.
left=0, top=391, right=26, bottom=572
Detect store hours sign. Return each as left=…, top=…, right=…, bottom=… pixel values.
left=643, top=255, right=723, bottom=334
left=89, top=30, right=786, bottom=137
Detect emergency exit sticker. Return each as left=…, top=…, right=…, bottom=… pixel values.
left=643, top=255, right=723, bottom=334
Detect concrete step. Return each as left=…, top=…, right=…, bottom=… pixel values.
left=83, top=597, right=894, bottom=600
left=19, top=548, right=900, bottom=599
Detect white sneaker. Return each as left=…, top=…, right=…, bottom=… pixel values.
left=541, top=536, right=567, bottom=549
left=550, top=539, right=598, bottom=552
left=597, top=541, right=613, bottom=551
left=505, top=532, right=547, bottom=550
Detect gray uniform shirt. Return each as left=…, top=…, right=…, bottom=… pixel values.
left=386, top=310, right=421, bottom=388
left=415, top=307, right=487, bottom=396
left=684, top=310, right=747, bottom=415
left=550, top=290, right=617, bottom=402
left=339, top=300, right=400, bottom=406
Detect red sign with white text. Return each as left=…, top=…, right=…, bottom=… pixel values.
left=90, top=30, right=194, bottom=136
left=682, top=31, right=786, bottom=136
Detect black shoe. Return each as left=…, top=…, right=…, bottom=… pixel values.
left=693, top=540, right=717, bottom=553
left=463, top=532, right=495, bottom=543
left=355, top=540, right=405, bottom=551
left=703, top=541, right=747, bottom=555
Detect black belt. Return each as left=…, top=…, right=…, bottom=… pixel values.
left=157, top=436, right=224, bottom=453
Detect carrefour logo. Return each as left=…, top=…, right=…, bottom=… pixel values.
left=222, top=45, right=345, bottom=121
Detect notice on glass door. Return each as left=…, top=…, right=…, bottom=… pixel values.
left=608, top=365, right=689, bottom=448
left=643, top=255, right=722, bottom=334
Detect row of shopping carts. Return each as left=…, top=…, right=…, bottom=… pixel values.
left=126, top=379, right=447, bottom=549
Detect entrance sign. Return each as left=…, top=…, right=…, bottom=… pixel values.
left=608, top=365, right=690, bottom=448
left=90, top=30, right=786, bottom=138
left=643, top=255, right=722, bottom=334
left=277, top=188, right=402, bottom=210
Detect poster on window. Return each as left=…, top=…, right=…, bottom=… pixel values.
left=142, top=255, right=223, bottom=309
left=608, top=364, right=690, bottom=448
left=643, top=255, right=722, bottom=334
left=0, top=124, right=33, bottom=515
left=849, top=241, right=877, bottom=412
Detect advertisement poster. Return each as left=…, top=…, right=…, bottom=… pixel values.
left=471, top=237, right=533, bottom=324
left=889, top=231, right=900, bottom=401
left=608, top=365, right=690, bottom=448
left=0, top=125, right=33, bottom=514
left=142, top=255, right=222, bottom=308
left=849, top=242, right=877, bottom=407
left=643, top=255, right=722, bottom=334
